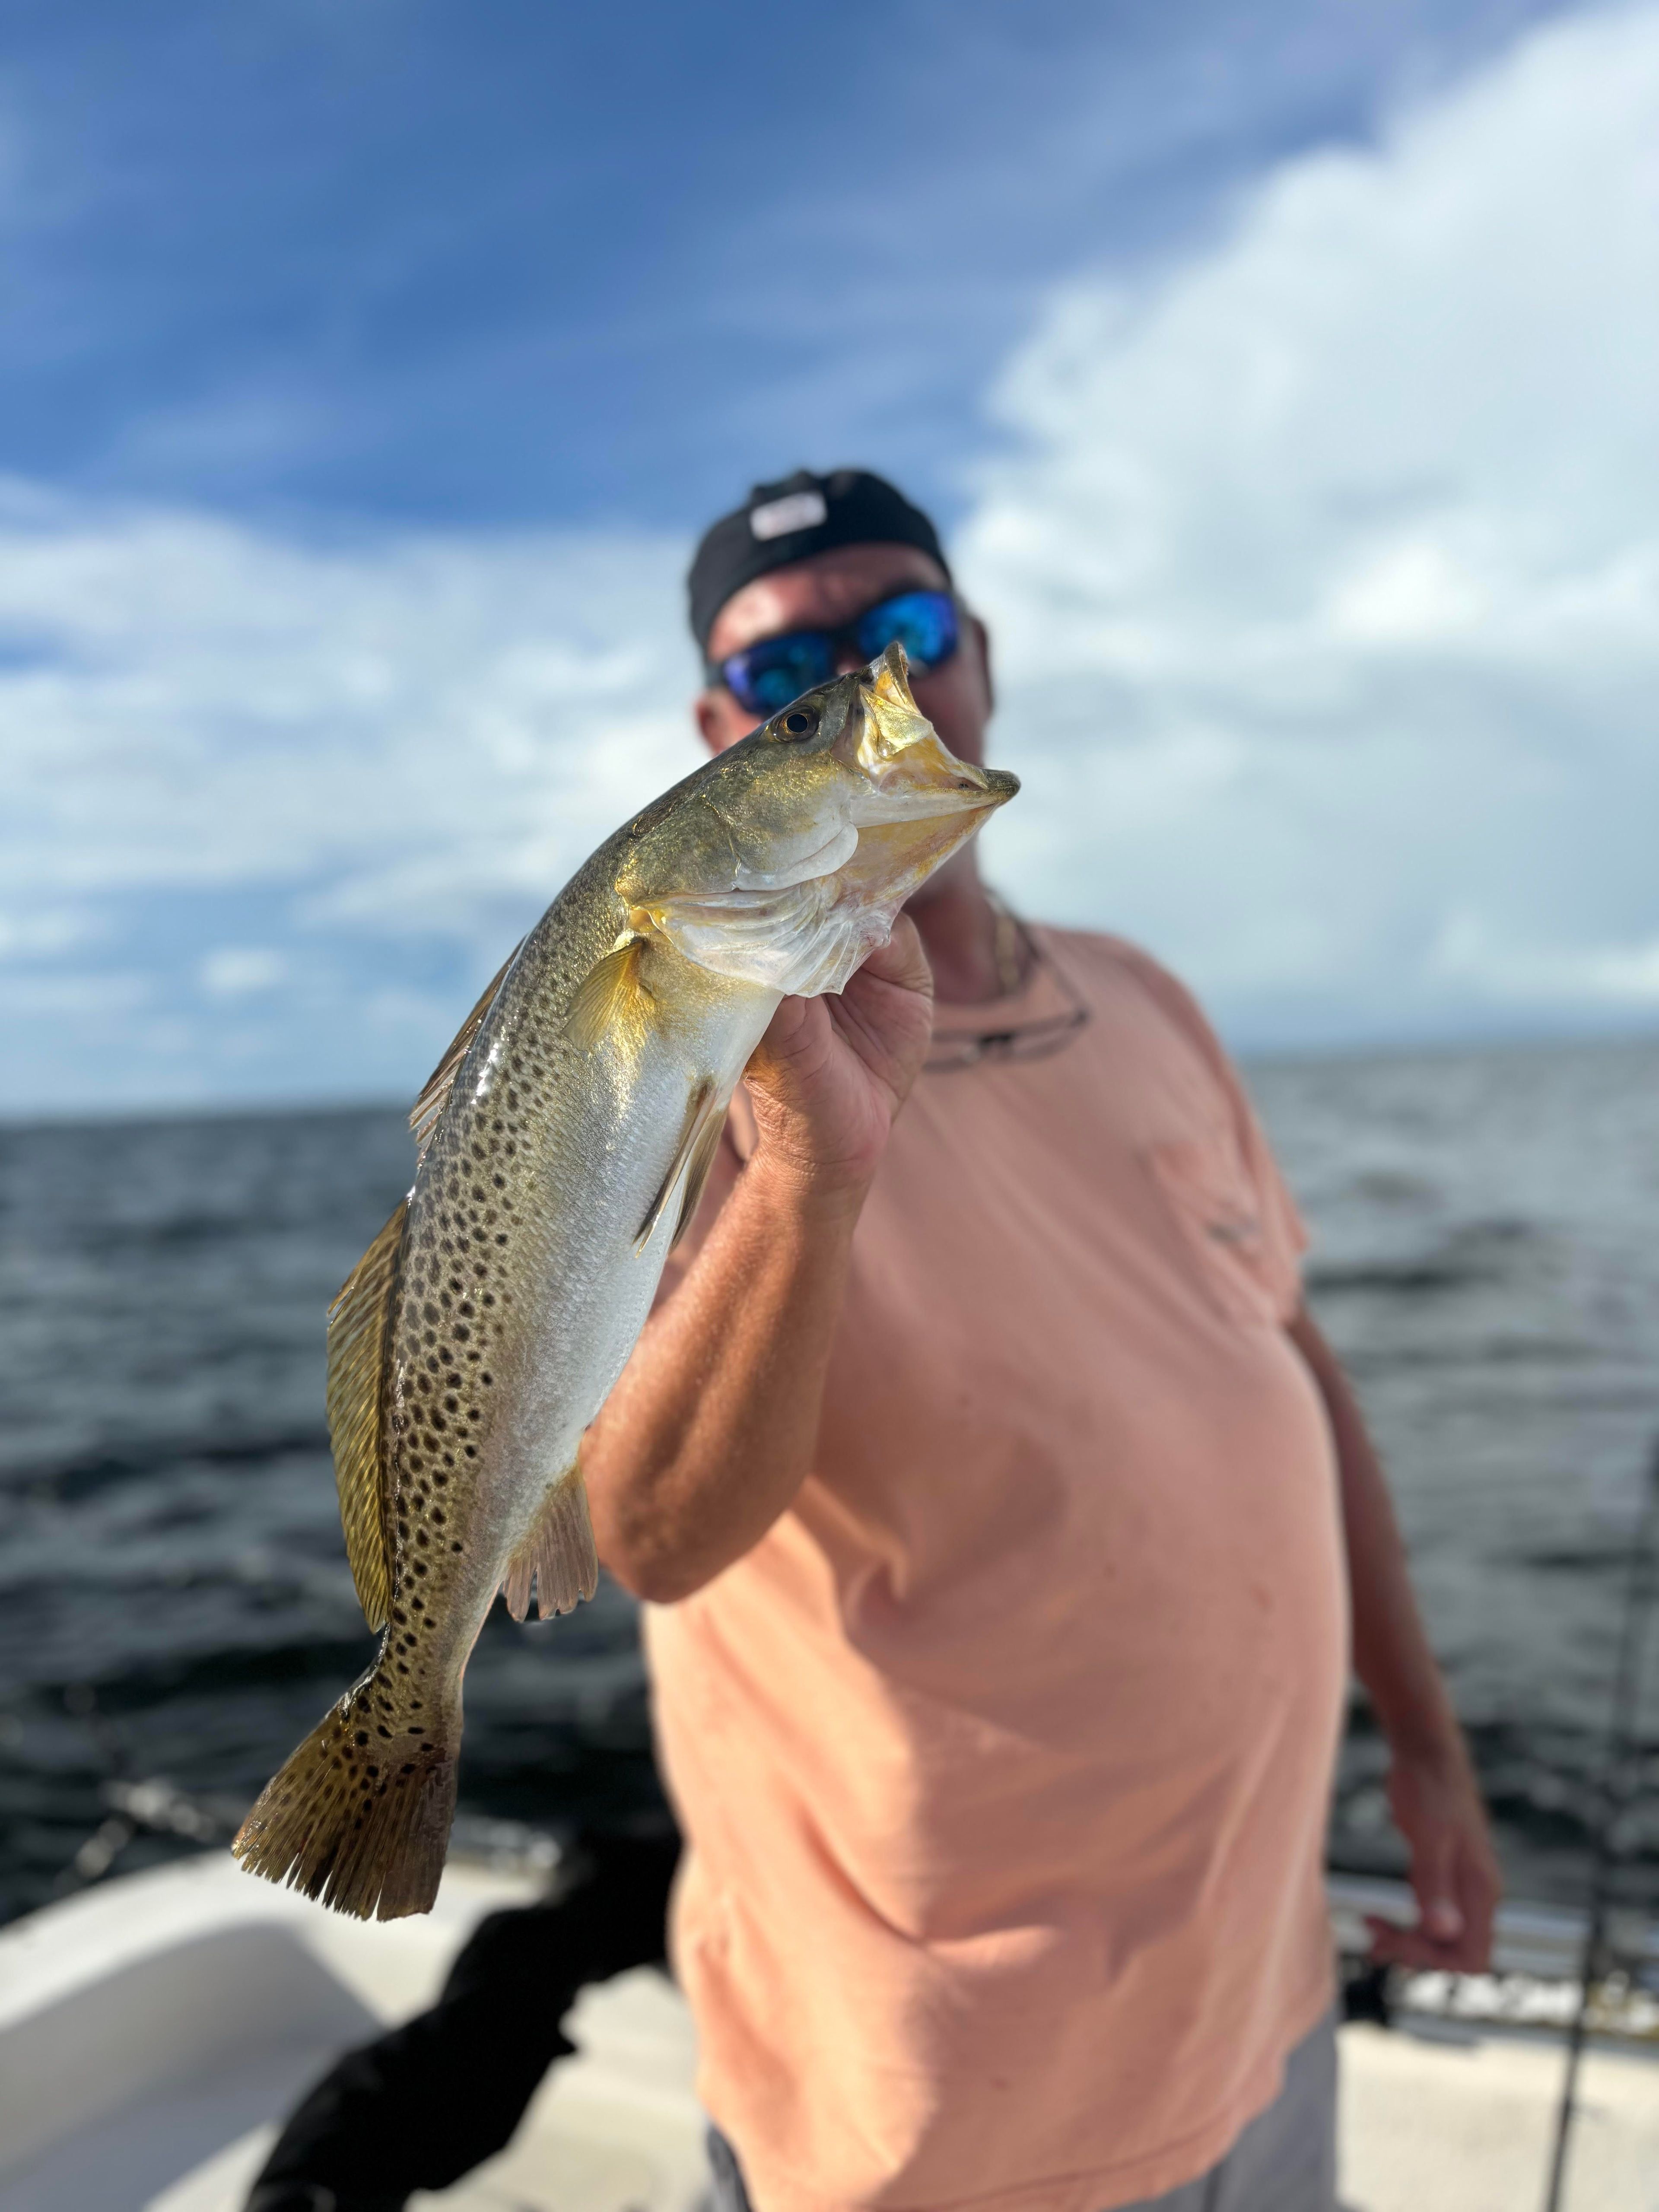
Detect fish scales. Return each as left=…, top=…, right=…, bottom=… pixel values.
left=234, top=646, right=1017, bottom=1917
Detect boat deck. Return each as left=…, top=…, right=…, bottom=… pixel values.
left=0, top=1854, right=1652, bottom=2212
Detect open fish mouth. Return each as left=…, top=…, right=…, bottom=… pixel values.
left=842, top=646, right=1018, bottom=825
left=618, top=641, right=1018, bottom=1000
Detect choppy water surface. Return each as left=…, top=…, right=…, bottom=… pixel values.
left=2, top=1038, right=1657, bottom=1925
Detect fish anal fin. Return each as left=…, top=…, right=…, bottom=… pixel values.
left=567, top=935, right=653, bottom=1055
left=502, top=1467, right=599, bottom=1623
left=635, top=1078, right=717, bottom=1253
left=410, top=942, right=521, bottom=1163
left=325, top=1201, right=407, bottom=1634
left=671, top=1100, right=727, bottom=1253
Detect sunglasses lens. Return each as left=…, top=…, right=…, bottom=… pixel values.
left=722, top=635, right=836, bottom=718
left=855, top=590, right=959, bottom=675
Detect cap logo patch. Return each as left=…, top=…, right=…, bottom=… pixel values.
left=750, top=489, right=826, bottom=541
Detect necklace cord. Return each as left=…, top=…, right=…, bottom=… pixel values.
left=924, top=900, right=1091, bottom=1074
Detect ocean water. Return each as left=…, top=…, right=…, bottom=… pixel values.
left=2, top=1037, right=1657, bottom=1927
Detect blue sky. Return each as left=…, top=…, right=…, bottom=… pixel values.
left=3, top=0, right=1656, bottom=1112
left=2, top=0, right=1565, bottom=529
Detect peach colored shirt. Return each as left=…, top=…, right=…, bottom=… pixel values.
left=643, top=930, right=1347, bottom=2212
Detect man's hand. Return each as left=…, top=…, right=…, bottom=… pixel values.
left=742, top=915, right=936, bottom=1194
left=585, top=920, right=936, bottom=1602
left=1366, top=1737, right=1503, bottom=1972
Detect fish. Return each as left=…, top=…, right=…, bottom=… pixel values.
left=232, top=644, right=1017, bottom=1919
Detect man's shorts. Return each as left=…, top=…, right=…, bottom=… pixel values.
left=704, top=2008, right=1338, bottom=2212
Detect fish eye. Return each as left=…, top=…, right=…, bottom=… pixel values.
left=778, top=705, right=819, bottom=740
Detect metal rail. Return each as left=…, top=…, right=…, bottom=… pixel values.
left=1541, top=1437, right=1659, bottom=2212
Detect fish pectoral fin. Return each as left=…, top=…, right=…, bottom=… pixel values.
left=670, top=1097, right=728, bottom=1253
left=635, top=1077, right=718, bottom=1253
left=410, top=941, right=522, bottom=1163
left=502, top=1466, right=599, bottom=1623
left=567, top=934, right=654, bottom=1055
left=325, top=1199, right=407, bottom=1633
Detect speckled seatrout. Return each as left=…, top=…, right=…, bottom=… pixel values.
left=232, top=645, right=1017, bottom=1919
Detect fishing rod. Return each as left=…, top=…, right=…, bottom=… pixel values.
left=1540, top=1433, right=1659, bottom=2212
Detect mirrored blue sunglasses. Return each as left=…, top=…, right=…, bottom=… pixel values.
left=708, top=589, right=960, bottom=719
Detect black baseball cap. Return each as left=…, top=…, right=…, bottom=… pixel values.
left=687, top=468, right=951, bottom=651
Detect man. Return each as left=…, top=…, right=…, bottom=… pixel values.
left=582, top=469, right=1501, bottom=2212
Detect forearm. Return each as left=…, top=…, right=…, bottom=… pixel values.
left=1288, top=1301, right=1501, bottom=1961
left=583, top=1147, right=867, bottom=1603
left=1287, top=1303, right=1464, bottom=1759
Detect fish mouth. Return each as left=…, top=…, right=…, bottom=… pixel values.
left=841, top=644, right=1019, bottom=827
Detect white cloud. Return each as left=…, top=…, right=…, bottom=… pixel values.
left=1431, top=913, right=1659, bottom=1005
left=5, top=3, right=1659, bottom=1110
left=198, top=947, right=290, bottom=999
left=0, top=483, right=696, bottom=927
left=0, top=907, right=98, bottom=959
left=0, top=487, right=700, bottom=1108
left=959, top=1, right=1659, bottom=1044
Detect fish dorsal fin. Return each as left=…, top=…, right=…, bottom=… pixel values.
left=671, top=1099, right=728, bottom=1253
left=326, top=1199, right=407, bottom=1633
left=635, top=1078, right=718, bottom=1253
left=409, top=943, right=521, bottom=1163
left=567, top=934, right=654, bottom=1054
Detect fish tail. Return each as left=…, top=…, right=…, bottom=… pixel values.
left=232, top=1658, right=456, bottom=1920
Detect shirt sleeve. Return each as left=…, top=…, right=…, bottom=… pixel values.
left=1101, top=935, right=1310, bottom=1321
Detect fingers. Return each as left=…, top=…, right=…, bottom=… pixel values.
left=850, top=913, right=934, bottom=1002
left=1383, top=1748, right=1503, bottom=1973
left=1364, top=1835, right=1501, bottom=1974
left=1413, top=1824, right=1465, bottom=1949
left=830, top=916, right=937, bottom=1102
left=1364, top=1912, right=1474, bottom=1971
left=1455, top=1836, right=1502, bottom=1971
left=749, top=990, right=825, bottom=1077
left=1407, top=1825, right=1496, bottom=1974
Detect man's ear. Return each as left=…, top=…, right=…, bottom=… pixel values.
left=698, top=686, right=760, bottom=755
left=969, top=614, right=995, bottom=721
left=695, top=688, right=749, bottom=756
